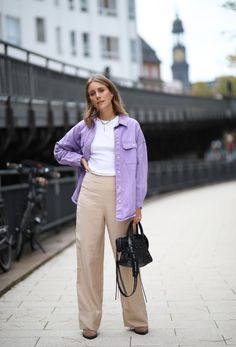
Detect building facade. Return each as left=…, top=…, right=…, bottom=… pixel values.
left=139, top=36, right=162, bottom=91
left=0, top=0, right=141, bottom=82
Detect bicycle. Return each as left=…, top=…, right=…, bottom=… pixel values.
left=0, top=179, right=13, bottom=272
left=7, top=161, right=60, bottom=260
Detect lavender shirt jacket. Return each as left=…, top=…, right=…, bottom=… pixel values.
left=54, top=115, right=148, bottom=221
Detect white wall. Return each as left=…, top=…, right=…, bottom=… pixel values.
left=0, top=0, right=141, bottom=82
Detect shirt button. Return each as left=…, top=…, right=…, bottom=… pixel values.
left=117, top=170, right=120, bottom=174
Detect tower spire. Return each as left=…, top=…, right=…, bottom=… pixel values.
left=171, top=14, right=190, bottom=93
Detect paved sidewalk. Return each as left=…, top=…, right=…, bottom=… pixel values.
left=1, top=181, right=236, bottom=347
left=0, top=224, right=75, bottom=296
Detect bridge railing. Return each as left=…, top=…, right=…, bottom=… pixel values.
left=148, top=159, right=236, bottom=194
left=0, top=39, right=234, bottom=121
left=1, top=159, right=236, bottom=244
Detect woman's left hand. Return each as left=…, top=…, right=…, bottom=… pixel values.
left=133, top=208, right=142, bottom=224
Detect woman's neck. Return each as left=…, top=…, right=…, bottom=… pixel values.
left=98, top=107, right=115, bottom=121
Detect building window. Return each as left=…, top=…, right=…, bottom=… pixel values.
left=55, top=26, right=62, bottom=54
left=130, top=39, right=137, bottom=62
left=98, top=0, right=117, bottom=16
left=80, top=0, right=88, bottom=11
left=82, top=33, right=90, bottom=56
left=101, top=36, right=119, bottom=59
left=69, top=0, right=74, bottom=10
left=6, top=16, right=21, bottom=45
left=70, top=30, right=77, bottom=56
left=128, top=0, right=135, bottom=19
left=36, top=17, right=46, bottom=42
left=151, top=66, right=158, bottom=78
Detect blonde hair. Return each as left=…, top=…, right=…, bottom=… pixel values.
left=84, top=74, right=127, bottom=127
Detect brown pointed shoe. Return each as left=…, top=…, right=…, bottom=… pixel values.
left=134, top=326, right=149, bottom=335
left=82, top=329, right=97, bottom=339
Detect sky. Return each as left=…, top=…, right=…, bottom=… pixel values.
left=136, top=0, right=236, bottom=83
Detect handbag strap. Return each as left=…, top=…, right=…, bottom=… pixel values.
left=115, top=251, right=148, bottom=302
left=115, top=250, right=138, bottom=298
left=127, top=221, right=143, bottom=237
left=128, top=222, right=150, bottom=249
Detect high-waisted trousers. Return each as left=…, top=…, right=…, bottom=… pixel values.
left=75, top=172, right=148, bottom=330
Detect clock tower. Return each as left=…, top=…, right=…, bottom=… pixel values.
left=171, top=15, right=190, bottom=93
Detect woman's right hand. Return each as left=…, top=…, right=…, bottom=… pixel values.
left=81, top=158, right=91, bottom=172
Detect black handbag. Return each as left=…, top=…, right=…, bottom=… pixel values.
left=115, top=221, right=153, bottom=298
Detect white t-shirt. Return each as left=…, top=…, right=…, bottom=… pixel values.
left=88, top=116, right=118, bottom=176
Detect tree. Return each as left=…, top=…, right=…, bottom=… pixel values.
left=191, top=76, right=236, bottom=98
left=213, top=76, right=236, bottom=96
left=222, top=1, right=236, bottom=11
left=191, top=82, right=213, bottom=97
left=222, top=1, right=236, bottom=67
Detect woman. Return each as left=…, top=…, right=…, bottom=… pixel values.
left=54, top=75, right=148, bottom=339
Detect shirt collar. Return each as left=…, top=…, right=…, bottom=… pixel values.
left=117, top=115, right=129, bottom=127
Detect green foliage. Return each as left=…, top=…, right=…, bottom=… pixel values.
left=213, top=76, right=236, bottom=96
left=222, top=1, right=236, bottom=66
left=191, top=82, right=213, bottom=97
left=222, top=1, right=236, bottom=11
left=191, top=76, right=236, bottom=97
left=227, top=54, right=236, bottom=67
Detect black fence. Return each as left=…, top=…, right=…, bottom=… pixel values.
left=0, top=167, right=76, bottom=243
left=1, top=39, right=235, bottom=125
left=148, top=159, right=236, bottom=195
left=1, top=159, right=236, bottom=244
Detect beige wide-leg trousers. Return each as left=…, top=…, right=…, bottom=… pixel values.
left=75, top=172, right=148, bottom=330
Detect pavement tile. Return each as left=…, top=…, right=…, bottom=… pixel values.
left=36, top=336, right=87, bottom=347
left=0, top=321, right=47, bottom=330
left=170, top=320, right=217, bottom=329
left=216, top=320, right=236, bottom=329
left=174, top=328, right=225, bottom=345
left=171, top=312, right=213, bottom=321
left=210, top=312, right=236, bottom=320
left=199, top=289, right=236, bottom=301
left=221, top=332, right=236, bottom=345
left=167, top=301, right=209, bottom=313
left=206, top=301, right=236, bottom=313
left=131, top=328, right=177, bottom=346
left=0, top=337, right=39, bottom=347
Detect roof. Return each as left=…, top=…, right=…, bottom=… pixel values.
left=139, top=36, right=161, bottom=64
left=172, top=16, right=184, bottom=34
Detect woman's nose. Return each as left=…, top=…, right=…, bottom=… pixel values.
left=96, top=91, right=101, bottom=98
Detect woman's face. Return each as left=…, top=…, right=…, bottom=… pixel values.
left=88, top=81, right=113, bottom=112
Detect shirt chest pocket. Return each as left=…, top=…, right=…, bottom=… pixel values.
left=122, top=141, right=137, bottom=164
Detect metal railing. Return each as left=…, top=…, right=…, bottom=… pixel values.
left=0, top=39, right=139, bottom=101
left=0, top=167, right=77, bottom=242
left=0, top=158, right=235, bottom=272
left=0, top=39, right=234, bottom=121
left=148, top=159, right=236, bottom=195
left=1, top=159, right=236, bottom=240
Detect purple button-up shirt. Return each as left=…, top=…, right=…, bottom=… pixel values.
left=54, top=115, right=148, bottom=221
